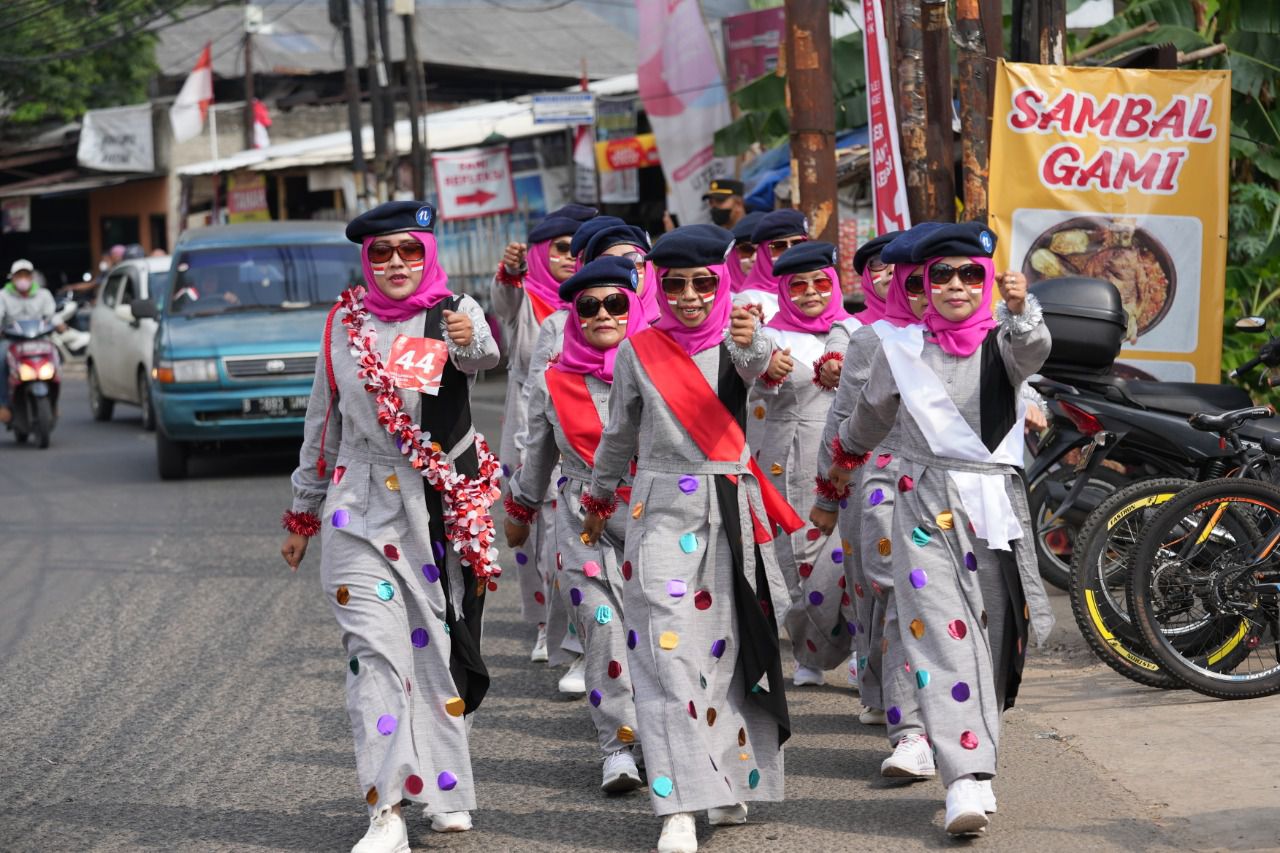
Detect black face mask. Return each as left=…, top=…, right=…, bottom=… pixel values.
left=843, top=294, right=865, bottom=314
left=709, top=206, right=733, bottom=226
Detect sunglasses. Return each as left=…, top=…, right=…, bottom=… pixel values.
left=575, top=292, right=630, bottom=318
left=788, top=275, right=834, bottom=298
left=927, top=262, right=986, bottom=288
left=368, top=241, right=425, bottom=264
left=620, top=251, right=645, bottom=267
left=866, top=255, right=887, bottom=273
left=768, top=236, right=808, bottom=258
left=660, top=273, right=719, bottom=296
left=904, top=273, right=925, bottom=295
left=550, top=240, right=574, bottom=256
left=735, top=243, right=756, bottom=258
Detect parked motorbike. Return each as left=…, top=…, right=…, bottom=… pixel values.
left=52, top=293, right=90, bottom=361
left=3, top=318, right=61, bottom=448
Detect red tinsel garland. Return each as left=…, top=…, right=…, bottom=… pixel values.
left=830, top=436, right=872, bottom=470
left=814, top=476, right=850, bottom=503
left=812, top=350, right=844, bottom=390
left=282, top=510, right=322, bottom=537
left=580, top=491, right=619, bottom=520
left=495, top=263, right=524, bottom=288
left=503, top=493, right=538, bottom=526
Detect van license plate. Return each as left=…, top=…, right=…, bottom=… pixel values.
left=243, top=396, right=309, bottom=416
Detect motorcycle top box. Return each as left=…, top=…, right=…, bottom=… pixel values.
left=1030, top=276, right=1128, bottom=374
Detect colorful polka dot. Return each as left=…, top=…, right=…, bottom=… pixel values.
left=909, top=569, right=928, bottom=589
left=753, top=405, right=766, bottom=420
left=898, top=475, right=914, bottom=492
left=411, top=628, right=429, bottom=648
left=679, top=533, right=700, bottom=554
left=770, top=462, right=784, bottom=475
left=886, top=706, right=902, bottom=725
left=652, top=776, right=674, bottom=797
left=878, top=538, right=892, bottom=556
left=936, top=511, right=955, bottom=530
left=948, top=619, right=968, bottom=640
left=422, top=563, right=440, bottom=582
left=711, top=638, right=727, bottom=658
left=349, top=657, right=359, bottom=675
left=514, top=551, right=528, bottom=565
left=627, top=630, right=638, bottom=649
left=876, top=453, right=893, bottom=468
left=582, top=560, right=601, bottom=578
left=960, top=731, right=979, bottom=750
left=438, top=771, right=458, bottom=791
left=694, top=589, right=713, bottom=610
left=805, top=528, right=821, bottom=542
left=365, top=786, right=378, bottom=806
left=952, top=682, right=971, bottom=702
left=738, top=728, right=747, bottom=746
left=707, top=708, right=717, bottom=726
left=432, top=542, right=446, bottom=562
left=911, top=527, right=931, bottom=546
left=570, top=588, right=583, bottom=606
left=678, top=475, right=699, bottom=494
left=403, top=773, right=424, bottom=796
left=533, top=590, right=546, bottom=605
left=335, top=586, right=351, bottom=606
left=632, top=502, right=645, bottom=519
left=385, top=474, right=400, bottom=491
left=808, top=591, right=824, bottom=606
left=595, top=605, right=613, bottom=625
left=445, top=697, right=466, bottom=717
left=798, top=562, right=813, bottom=578
left=869, top=489, right=885, bottom=507
left=909, top=618, right=925, bottom=639
left=667, top=579, right=687, bottom=598
left=748, top=769, right=761, bottom=789
left=589, top=689, right=602, bottom=707
left=854, top=583, right=865, bottom=598
left=915, top=670, right=930, bottom=689
left=831, top=549, right=844, bottom=564
left=332, top=509, right=350, bottom=528
left=376, top=580, right=395, bottom=601
left=688, top=700, right=698, bottom=719
left=659, top=631, right=679, bottom=650
left=617, top=725, right=635, bottom=743
left=608, top=660, right=623, bottom=678
left=376, top=714, right=397, bottom=735
left=333, top=466, right=347, bottom=484
left=621, top=560, right=633, bottom=580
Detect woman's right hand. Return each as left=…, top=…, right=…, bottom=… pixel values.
left=809, top=506, right=838, bottom=536
left=581, top=512, right=605, bottom=545
left=282, top=533, right=309, bottom=572
left=502, top=242, right=527, bottom=275
left=765, top=348, right=794, bottom=382
left=505, top=518, right=530, bottom=548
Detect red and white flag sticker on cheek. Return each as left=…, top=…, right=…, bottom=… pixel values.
left=387, top=335, right=449, bottom=395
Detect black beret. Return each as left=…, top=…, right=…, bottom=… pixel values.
left=645, top=224, right=735, bottom=269
left=772, top=241, right=839, bottom=277
left=346, top=200, right=437, bottom=242
left=568, top=216, right=627, bottom=258
left=731, top=211, right=766, bottom=244
left=883, top=221, right=997, bottom=263
left=750, top=208, right=808, bottom=244
left=702, top=178, right=745, bottom=200
left=852, top=231, right=901, bottom=273
left=527, top=204, right=598, bottom=245
left=584, top=224, right=651, bottom=263
left=558, top=255, right=639, bottom=301
left=880, top=223, right=942, bottom=264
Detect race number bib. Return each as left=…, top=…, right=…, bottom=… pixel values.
left=387, top=335, right=449, bottom=395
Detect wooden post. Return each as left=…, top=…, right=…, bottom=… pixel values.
left=277, top=172, right=288, bottom=219
left=332, top=0, right=368, bottom=207
left=956, top=0, right=991, bottom=221
left=920, top=0, right=954, bottom=222
left=1040, top=0, right=1066, bottom=65
left=363, top=0, right=388, bottom=201
left=402, top=5, right=427, bottom=197
left=894, top=0, right=929, bottom=224
left=783, top=0, right=838, bottom=243
left=242, top=1, right=255, bottom=151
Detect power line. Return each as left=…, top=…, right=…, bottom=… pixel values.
left=13, top=0, right=188, bottom=48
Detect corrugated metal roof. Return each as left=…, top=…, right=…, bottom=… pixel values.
left=177, top=72, right=636, bottom=176
left=156, top=0, right=635, bottom=82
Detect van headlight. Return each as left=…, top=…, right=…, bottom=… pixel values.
left=153, top=359, right=219, bottom=383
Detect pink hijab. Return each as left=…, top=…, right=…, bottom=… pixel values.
left=854, top=263, right=887, bottom=324
left=553, top=286, right=646, bottom=383
left=360, top=231, right=452, bottom=323
left=882, top=263, right=923, bottom=327
left=736, top=242, right=778, bottom=296
left=604, top=243, right=660, bottom=324
left=652, top=260, right=733, bottom=356
left=524, top=239, right=569, bottom=314
left=767, top=266, right=850, bottom=334
left=923, top=256, right=997, bottom=357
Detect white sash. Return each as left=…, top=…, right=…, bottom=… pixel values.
left=837, top=317, right=863, bottom=334
left=879, top=328, right=1025, bottom=551
left=733, top=288, right=780, bottom=322
left=761, top=326, right=825, bottom=370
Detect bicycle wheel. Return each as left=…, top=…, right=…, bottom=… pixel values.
left=1130, top=478, right=1280, bottom=699
left=1069, top=477, right=1195, bottom=689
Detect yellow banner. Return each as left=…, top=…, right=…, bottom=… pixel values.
left=227, top=172, right=271, bottom=224
left=989, top=60, right=1231, bottom=382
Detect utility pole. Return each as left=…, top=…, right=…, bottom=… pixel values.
left=376, top=0, right=398, bottom=188
left=330, top=0, right=368, bottom=209
left=920, top=0, right=954, bottom=222
left=956, top=0, right=996, bottom=221
left=398, top=0, right=427, bottom=197
left=894, top=0, right=929, bottom=224
left=242, top=2, right=256, bottom=150
left=1013, top=0, right=1066, bottom=64
left=363, top=0, right=388, bottom=201
left=783, top=0, right=838, bottom=244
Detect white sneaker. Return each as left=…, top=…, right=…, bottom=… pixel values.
left=858, top=706, right=887, bottom=725
left=351, top=810, right=409, bottom=853
left=558, top=654, right=587, bottom=695
left=979, top=779, right=997, bottom=814
left=530, top=624, right=548, bottom=662
left=880, top=734, right=936, bottom=779
left=793, top=665, right=824, bottom=687
left=944, top=777, right=990, bottom=835
left=657, top=812, right=698, bottom=853
left=707, top=802, right=748, bottom=825
left=428, top=810, right=472, bottom=833
left=601, top=748, right=643, bottom=793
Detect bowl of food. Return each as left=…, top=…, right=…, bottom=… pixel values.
left=1021, top=216, right=1175, bottom=344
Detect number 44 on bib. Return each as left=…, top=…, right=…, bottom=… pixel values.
left=387, top=335, right=449, bottom=395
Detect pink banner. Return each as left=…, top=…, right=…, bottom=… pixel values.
left=722, top=7, right=785, bottom=92
left=862, top=0, right=911, bottom=234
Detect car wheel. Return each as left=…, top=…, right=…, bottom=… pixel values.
left=88, top=362, right=114, bottom=422
left=156, top=430, right=189, bottom=480
left=138, top=370, right=156, bottom=432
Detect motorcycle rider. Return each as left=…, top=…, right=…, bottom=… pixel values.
left=0, top=259, right=62, bottom=424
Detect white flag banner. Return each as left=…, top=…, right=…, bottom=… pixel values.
left=77, top=104, right=155, bottom=173
left=573, top=124, right=598, bottom=204
left=636, top=0, right=734, bottom=224
left=170, top=43, right=214, bottom=144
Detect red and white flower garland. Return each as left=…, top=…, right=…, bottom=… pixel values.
left=339, top=286, right=504, bottom=581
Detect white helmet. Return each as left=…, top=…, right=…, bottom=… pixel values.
left=9, top=259, right=33, bottom=276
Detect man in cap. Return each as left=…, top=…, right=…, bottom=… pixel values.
left=0, top=259, right=61, bottom=423
left=702, top=178, right=747, bottom=229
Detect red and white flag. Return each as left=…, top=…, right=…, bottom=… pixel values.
left=169, top=43, right=214, bottom=144
left=252, top=99, right=272, bottom=149
left=862, top=0, right=911, bottom=233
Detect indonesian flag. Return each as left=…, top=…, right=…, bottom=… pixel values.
left=252, top=99, right=272, bottom=149
left=169, top=43, right=214, bottom=144
left=571, top=72, right=596, bottom=204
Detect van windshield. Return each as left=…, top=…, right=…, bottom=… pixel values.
left=168, top=244, right=362, bottom=316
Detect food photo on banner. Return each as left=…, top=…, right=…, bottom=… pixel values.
left=988, top=60, right=1231, bottom=382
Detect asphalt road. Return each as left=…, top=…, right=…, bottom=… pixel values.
left=0, top=372, right=1210, bottom=852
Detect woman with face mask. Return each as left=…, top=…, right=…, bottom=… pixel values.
left=280, top=201, right=500, bottom=853
left=748, top=241, right=857, bottom=689
left=579, top=225, right=801, bottom=853
left=827, top=222, right=1053, bottom=837
left=491, top=205, right=595, bottom=666
left=504, top=255, right=648, bottom=796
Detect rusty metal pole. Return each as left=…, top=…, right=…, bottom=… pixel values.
left=1040, top=0, right=1067, bottom=64
left=920, top=0, right=954, bottom=222
left=783, top=0, right=838, bottom=243
left=956, top=0, right=991, bottom=221
left=894, top=0, right=929, bottom=224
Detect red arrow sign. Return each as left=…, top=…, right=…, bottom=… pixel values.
left=457, top=189, right=497, bottom=206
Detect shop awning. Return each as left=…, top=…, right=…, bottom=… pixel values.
left=0, top=171, right=145, bottom=198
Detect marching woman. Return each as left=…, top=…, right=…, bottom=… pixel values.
left=582, top=225, right=803, bottom=853
left=505, top=255, right=648, bottom=794
left=282, top=201, right=501, bottom=852
left=583, top=221, right=662, bottom=323
left=827, top=222, right=1053, bottom=836
left=752, top=241, right=856, bottom=687
left=726, top=211, right=765, bottom=292
left=735, top=208, right=809, bottom=320
left=491, top=204, right=595, bottom=662
left=815, top=229, right=935, bottom=781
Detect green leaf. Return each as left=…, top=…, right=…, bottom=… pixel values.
left=732, top=72, right=787, bottom=113
left=1226, top=29, right=1280, bottom=96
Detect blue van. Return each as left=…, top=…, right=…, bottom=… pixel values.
left=135, top=222, right=362, bottom=479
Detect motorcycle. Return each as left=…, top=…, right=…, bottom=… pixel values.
left=3, top=318, right=61, bottom=448
left=52, top=293, right=90, bottom=361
